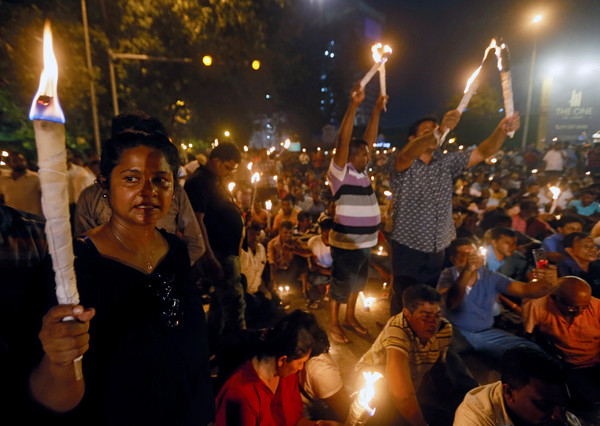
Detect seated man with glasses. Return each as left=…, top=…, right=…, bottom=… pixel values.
left=522, top=276, right=600, bottom=422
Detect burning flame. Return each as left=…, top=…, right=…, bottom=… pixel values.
left=283, top=139, right=291, bottom=149
left=372, top=43, right=392, bottom=63
left=251, top=172, right=260, bottom=184
left=265, top=200, right=272, bottom=211
left=463, top=39, right=498, bottom=94
left=478, top=246, right=487, bottom=257
left=360, top=291, right=375, bottom=309
left=549, top=186, right=561, bottom=200
left=358, top=371, right=383, bottom=416
left=29, top=21, right=65, bottom=123
left=247, top=162, right=253, bottom=171
left=228, top=182, right=236, bottom=192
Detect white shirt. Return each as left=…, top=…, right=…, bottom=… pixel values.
left=240, top=243, right=267, bottom=294
left=307, top=235, right=332, bottom=269
left=543, top=150, right=564, bottom=171
left=67, top=164, right=95, bottom=204
left=302, top=353, right=343, bottom=401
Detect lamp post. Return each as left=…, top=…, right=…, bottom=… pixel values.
left=522, top=14, right=543, bottom=149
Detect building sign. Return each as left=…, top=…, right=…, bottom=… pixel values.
left=547, top=78, right=600, bottom=142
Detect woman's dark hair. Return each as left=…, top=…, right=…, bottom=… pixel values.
left=258, top=310, right=314, bottom=361
left=100, top=131, right=180, bottom=186
left=295, top=310, right=330, bottom=358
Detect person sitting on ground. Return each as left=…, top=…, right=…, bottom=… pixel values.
left=307, top=189, right=326, bottom=222
left=567, top=189, right=600, bottom=219
left=306, top=218, right=334, bottom=309
left=512, top=199, right=553, bottom=241
left=522, top=276, right=600, bottom=421
left=272, top=194, right=301, bottom=234
left=267, top=221, right=312, bottom=294
left=356, top=285, right=477, bottom=426
left=558, top=232, right=600, bottom=297
left=436, top=238, right=556, bottom=360
left=542, top=215, right=583, bottom=264
left=298, top=311, right=350, bottom=423
left=454, top=345, right=581, bottom=426
left=215, top=310, right=341, bottom=426
left=250, top=199, right=269, bottom=230
left=241, top=223, right=268, bottom=296
left=485, top=227, right=530, bottom=282
left=294, top=210, right=319, bottom=243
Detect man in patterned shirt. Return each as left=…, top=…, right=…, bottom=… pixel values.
left=327, top=85, right=385, bottom=343
left=390, top=111, right=521, bottom=315
left=356, top=285, right=475, bottom=425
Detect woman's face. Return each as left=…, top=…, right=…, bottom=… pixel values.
left=109, top=146, right=174, bottom=226
left=277, top=352, right=310, bottom=378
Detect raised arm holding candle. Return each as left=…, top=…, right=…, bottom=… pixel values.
left=390, top=99, right=519, bottom=316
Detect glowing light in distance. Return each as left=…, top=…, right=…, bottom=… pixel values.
left=228, top=182, right=236, bottom=192
left=251, top=60, right=260, bottom=70
left=202, top=55, right=212, bottom=66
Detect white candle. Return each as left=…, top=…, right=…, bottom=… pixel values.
left=360, top=56, right=387, bottom=89
left=379, top=62, right=386, bottom=97
left=30, top=21, right=82, bottom=380
left=495, top=41, right=515, bottom=137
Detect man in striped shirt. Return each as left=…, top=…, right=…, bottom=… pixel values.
left=327, top=84, right=385, bottom=343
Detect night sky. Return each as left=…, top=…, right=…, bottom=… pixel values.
left=366, top=0, right=600, bottom=128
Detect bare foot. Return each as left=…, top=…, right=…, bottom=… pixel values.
left=342, top=320, right=368, bottom=335
left=330, top=325, right=349, bottom=343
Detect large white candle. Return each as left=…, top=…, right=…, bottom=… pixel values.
left=29, top=21, right=82, bottom=379
left=497, top=42, right=515, bottom=138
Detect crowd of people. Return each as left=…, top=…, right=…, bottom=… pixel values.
left=1, top=83, right=600, bottom=425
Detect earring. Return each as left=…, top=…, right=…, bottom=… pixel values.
left=102, top=193, right=108, bottom=199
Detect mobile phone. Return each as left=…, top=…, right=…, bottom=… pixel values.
left=532, top=248, right=548, bottom=269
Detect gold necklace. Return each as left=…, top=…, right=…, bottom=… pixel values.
left=110, top=227, right=156, bottom=272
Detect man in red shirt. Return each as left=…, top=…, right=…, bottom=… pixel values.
left=523, top=276, right=600, bottom=421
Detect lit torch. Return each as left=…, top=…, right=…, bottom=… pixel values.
left=360, top=43, right=392, bottom=91
left=549, top=186, right=561, bottom=214
left=372, top=43, right=392, bottom=111
left=265, top=199, right=272, bottom=229
left=346, top=371, right=384, bottom=425
left=250, top=172, right=260, bottom=209
left=29, top=21, right=82, bottom=380
left=495, top=40, right=515, bottom=138
left=441, top=39, right=498, bottom=145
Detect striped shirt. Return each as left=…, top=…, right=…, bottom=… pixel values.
left=356, top=312, right=452, bottom=388
left=327, top=160, right=381, bottom=250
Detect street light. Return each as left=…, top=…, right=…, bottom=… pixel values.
left=202, top=55, right=213, bottom=67
left=522, top=14, right=543, bottom=149
left=224, top=130, right=230, bottom=137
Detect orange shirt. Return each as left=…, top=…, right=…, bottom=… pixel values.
left=522, top=295, right=600, bottom=368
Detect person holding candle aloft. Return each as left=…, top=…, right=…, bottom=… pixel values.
left=389, top=108, right=520, bottom=316
left=326, top=84, right=387, bottom=344
left=24, top=131, right=214, bottom=424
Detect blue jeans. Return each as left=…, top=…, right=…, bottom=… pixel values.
left=453, top=326, right=540, bottom=361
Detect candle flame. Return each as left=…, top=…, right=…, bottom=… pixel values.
left=247, top=162, right=253, bottom=171
left=372, top=43, right=393, bottom=63
left=29, top=21, right=65, bottom=123
left=479, top=246, right=487, bottom=257
left=284, top=139, right=291, bottom=149
left=360, top=291, right=375, bottom=309
left=358, top=371, right=383, bottom=416
left=265, top=200, right=272, bottom=211
left=383, top=190, right=392, bottom=197
left=228, top=182, right=236, bottom=192
left=251, top=172, right=260, bottom=184
left=549, top=186, right=561, bottom=200
left=463, top=39, right=498, bottom=94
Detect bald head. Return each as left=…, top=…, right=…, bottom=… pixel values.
left=551, top=276, right=592, bottom=318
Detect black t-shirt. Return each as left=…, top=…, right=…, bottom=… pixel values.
left=184, top=165, right=243, bottom=256
left=15, top=231, right=214, bottom=425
